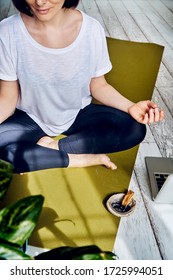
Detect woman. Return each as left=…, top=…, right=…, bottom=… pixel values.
left=0, top=0, right=164, bottom=173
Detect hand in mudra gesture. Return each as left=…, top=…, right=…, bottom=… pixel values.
left=128, top=100, right=164, bottom=124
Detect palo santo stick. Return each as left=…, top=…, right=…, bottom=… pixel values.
left=121, top=190, right=134, bottom=207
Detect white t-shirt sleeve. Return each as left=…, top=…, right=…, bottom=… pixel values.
left=92, top=22, right=112, bottom=78
left=0, top=19, right=17, bottom=81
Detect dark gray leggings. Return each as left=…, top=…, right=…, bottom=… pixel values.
left=0, top=104, right=146, bottom=173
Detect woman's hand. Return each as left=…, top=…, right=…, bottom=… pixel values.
left=128, top=100, right=164, bottom=124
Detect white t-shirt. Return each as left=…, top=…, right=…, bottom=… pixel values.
left=0, top=11, right=112, bottom=136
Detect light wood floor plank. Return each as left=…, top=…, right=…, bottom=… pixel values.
left=152, top=0, right=173, bottom=28
left=158, top=87, right=173, bottom=117
left=94, top=0, right=128, bottom=39
left=114, top=168, right=162, bottom=260
left=77, top=0, right=84, bottom=11
left=161, top=0, right=173, bottom=12
left=81, top=0, right=109, bottom=36
left=124, top=1, right=171, bottom=48
left=163, top=49, right=173, bottom=77
left=156, top=61, right=173, bottom=87
left=135, top=0, right=173, bottom=48
left=109, top=0, right=147, bottom=42
left=151, top=88, right=173, bottom=157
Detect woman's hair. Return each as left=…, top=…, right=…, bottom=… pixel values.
left=12, top=0, right=80, bottom=17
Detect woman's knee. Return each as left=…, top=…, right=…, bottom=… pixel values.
left=0, top=123, right=23, bottom=147
left=130, top=121, right=146, bottom=145
left=116, top=117, right=146, bottom=152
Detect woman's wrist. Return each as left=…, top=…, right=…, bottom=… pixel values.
left=126, top=101, right=135, bottom=114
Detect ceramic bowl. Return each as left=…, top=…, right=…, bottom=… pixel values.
left=106, top=193, right=136, bottom=217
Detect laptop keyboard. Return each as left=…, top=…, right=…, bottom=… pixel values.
left=154, top=173, right=170, bottom=191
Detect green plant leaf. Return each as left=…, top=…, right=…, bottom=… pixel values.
left=0, top=195, right=44, bottom=246
left=73, top=252, right=117, bottom=260
left=35, top=245, right=118, bottom=260
left=0, top=159, right=13, bottom=201
left=0, top=242, right=33, bottom=260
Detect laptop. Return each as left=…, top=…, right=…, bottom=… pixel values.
left=145, top=156, right=173, bottom=204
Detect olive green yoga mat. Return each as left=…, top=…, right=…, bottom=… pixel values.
left=2, top=146, right=138, bottom=251
left=1, top=38, right=164, bottom=252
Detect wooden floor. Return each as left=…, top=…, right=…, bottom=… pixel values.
left=79, top=0, right=173, bottom=260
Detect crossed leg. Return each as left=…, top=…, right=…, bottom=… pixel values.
left=37, top=103, right=146, bottom=170
left=37, top=136, right=117, bottom=170
left=0, top=104, right=146, bottom=173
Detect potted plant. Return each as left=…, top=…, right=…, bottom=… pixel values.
left=0, top=159, right=117, bottom=260
left=0, top=159, right=44, bottom=260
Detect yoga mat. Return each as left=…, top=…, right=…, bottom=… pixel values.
left=2, top=146, right=138, bottom=251
left=0, top=38, right=164, bottom=253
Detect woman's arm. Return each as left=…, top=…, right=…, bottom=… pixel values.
left=0, top=80, right=19, bottom=124
left=90, top=75, right=164, bottom=124
left=90, top=75, right=134, bottom=113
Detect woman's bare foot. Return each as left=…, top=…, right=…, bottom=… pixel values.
left=68, top=153, right=117, bottom=170
left=37, top=136, right=117, bottom=170
left=37, top=136, right=58, bottom=149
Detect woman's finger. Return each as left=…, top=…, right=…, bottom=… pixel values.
left=140, top=113, right=148, bottom=124
left=153, top=107, right=160, bottom=122
left=146, top=100, right=157, bottom=109
left=148, top=108, right=155, bottom=123
left=159, top=109, right=164, bottom=121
